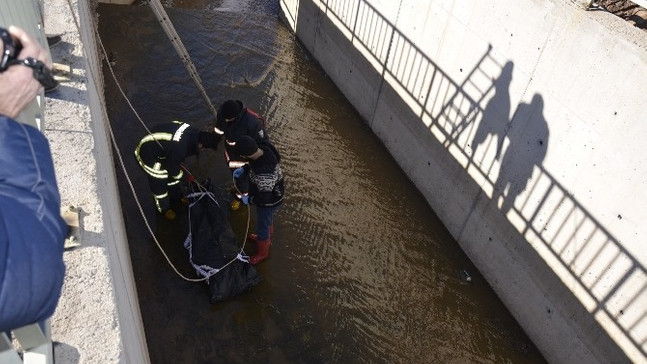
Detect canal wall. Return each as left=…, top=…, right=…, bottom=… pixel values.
left=77, top=1, right=149, bottom=362
left=279, top=0, right=647, bottom=363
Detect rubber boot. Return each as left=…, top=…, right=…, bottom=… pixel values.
left=248, top=225, right=273, bottom=244
left=250, top=238, right=271, bottom=265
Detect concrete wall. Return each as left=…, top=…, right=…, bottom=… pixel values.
left=279, top=0, right=647, bottom=363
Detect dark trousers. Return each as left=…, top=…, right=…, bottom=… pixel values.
left=256, top=205, right=278, bottom=240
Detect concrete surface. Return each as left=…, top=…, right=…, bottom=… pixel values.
left=279, top=0, right=647, bottom=363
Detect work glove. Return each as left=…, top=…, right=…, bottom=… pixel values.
left=233, top=167, right=245, bottom=179
left=241, top=195, right=250, bottom=205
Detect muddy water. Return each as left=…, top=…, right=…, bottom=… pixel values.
left=99, top=2, right=545, bottom=363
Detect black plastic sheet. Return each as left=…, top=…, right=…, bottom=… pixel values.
left=186, top=180, right=260, bottom=303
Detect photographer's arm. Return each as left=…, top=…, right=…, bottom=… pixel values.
left=0, top=25, right=65, bottom=332
left=0, top=25, right=51, bottom=118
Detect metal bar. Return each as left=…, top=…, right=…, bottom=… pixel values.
left=148, top=0, right=218, bottom=120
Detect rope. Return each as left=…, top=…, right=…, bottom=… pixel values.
left=70, top=1, right=252, bottom=282
left=106, top=105, right=207, bottom=282
left=101, top=36, right=252, bottom=281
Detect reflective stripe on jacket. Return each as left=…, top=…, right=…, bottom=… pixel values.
left=134, top=121, right=200, bottom=181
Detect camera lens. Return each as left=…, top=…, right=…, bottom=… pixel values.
left=0, top=27, right=22, bottom=72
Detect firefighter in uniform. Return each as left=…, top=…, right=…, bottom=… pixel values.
left=214, top=100, right=268, bottom=210
left=134, top=121, right=218, bottom=220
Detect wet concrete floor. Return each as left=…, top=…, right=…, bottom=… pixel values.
left=99, top=1, right=546, bottom=363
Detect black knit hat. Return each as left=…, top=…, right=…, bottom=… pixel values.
left=235, top=135, right=258, bottom=156
left=219, top=100, right=243, bottom=120
left=198, top=132, right=219, bottom=150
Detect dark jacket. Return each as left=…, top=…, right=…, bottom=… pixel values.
left=242, top=141, right=285, bottom=208
left=134, top=121, right=201, bottom=181
left=215, top=101, right=268, bottom=168
left=0, top=115, right=66, bottom=332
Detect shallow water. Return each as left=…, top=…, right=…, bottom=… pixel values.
left=99, top=2, right=546, bottom=363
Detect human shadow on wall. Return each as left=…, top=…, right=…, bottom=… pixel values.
left=471, top=61, right=514, bottom=161
left=492, top=94, right=548, bottom=215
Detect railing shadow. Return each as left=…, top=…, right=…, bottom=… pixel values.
left=318, top=0, right=646, bottom=358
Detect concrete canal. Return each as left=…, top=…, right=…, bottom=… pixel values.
left=99, top=1, right=546, bottom=362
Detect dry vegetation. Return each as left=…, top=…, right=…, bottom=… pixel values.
left=594, top=0, right=647, bottom=29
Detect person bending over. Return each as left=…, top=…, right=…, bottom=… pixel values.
left=232, top=136, right=285, bottom=265
left=134, top=121, right=219, bottom=220
left=214, top=99, right=269, bottom=210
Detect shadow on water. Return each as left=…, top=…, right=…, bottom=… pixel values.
left=99, top=2, right=546, bottom=363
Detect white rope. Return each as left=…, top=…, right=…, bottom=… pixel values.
left=77, top=7, right=252, bottom=283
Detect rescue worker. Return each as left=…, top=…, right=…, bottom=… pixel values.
left=214, top=99, right=268, bottom=210
left=232, top=136, right=285, bottom=265
left=134, top=121, right=219, bottom=220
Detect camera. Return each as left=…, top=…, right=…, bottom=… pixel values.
left=0, top=27, right=58, bottom=90
left=0, top=27, right=22, bottom=72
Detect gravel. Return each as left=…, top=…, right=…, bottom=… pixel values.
left=43, top=0, right=122, bottom=363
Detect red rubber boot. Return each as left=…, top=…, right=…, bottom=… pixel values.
left=250, top=238, right=271, bottom=265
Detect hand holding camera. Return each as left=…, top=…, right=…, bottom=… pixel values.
left=0, top=26, right=56, bottom=118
